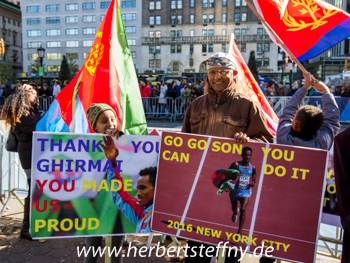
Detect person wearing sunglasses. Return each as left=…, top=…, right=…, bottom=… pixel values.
left=181, top=52, right=273, bottom=263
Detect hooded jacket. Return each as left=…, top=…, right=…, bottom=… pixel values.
left=182, top=84, right=273, bottom=143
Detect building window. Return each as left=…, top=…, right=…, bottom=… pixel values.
left=209, top=14, right=214, bottom=23
left=202, top=14, right=208, bottom=23
left=256, top=58, right=262, bottom=67
left=190, top=30, right=194, bottom=36
left=222, top=44, right=226, bottom=52
left=27, top=42, right=41, bottom=49
left=122, top=1, right=136, bottom=7
left=156, top=1, right=161, bottom=9
left=46, top=29, right=61, bottom=36
left=176, top=30, right=182, bottom=37
left=235, top=13, right=240, bottom=22
left=28, top=54, right=39, bottom=60
left=101, top=15, right=104, bottom=21
left=131, top=51, right=136, bottom=58
left=190, top=0, right=195, bottom=7
left=171, top=16, right=176, bottom=24
left=257, top=28, right=263, bottom=34
left=66, top=16, right=78, bottom=23
left=46, top=17, right=60, bottom=24
left=27, top=30, right=41, bottom=37
left=242, top=13, right=247, bottom=22
left=83, top=53, right=88, bottom=59
left=209, top=0, right=214, bottom=7
left=27, top=18, right=41, bottom=25
left=47, top=65, right=61, bottom=72
left=235, top=0, right=240, bottom=6
left=222, top=29, right=227, bottom=35
left=171, top=45, right=175, bottom=53
left=209, top=29, right=214, bottom=36
left=208, top=44, right=213, bottom=52
left=156, top=16, right=161, bottom=25
left=127, top=39, right=136, bottom=45
left=122, top=13, right=136, bottom=20
left=46, top=4, right=60, bottom=11
left=156, top=31, right=161, bottom=37
left=173, top=62, right=179, bottom=71
left=66, top=28, right=79, bottom=35
left=149, top=45, right=155, bottom=54
left=47, top=41, right=61, bottom=48
left=83, top=15, right=96, bottom=22
left=264, top=43, right=270, bottom=52
left=66, top=4, right=78, bottom=10
left=177, top=45, right=182, bottom=53
left=47, top=53, right=61, bottom=60
left=242, top=0, right=247, bottom=6
left=149, top=60, right=160, bottom=68
left=202, top=29, right=207, bottom=36
left=222, top=13, right=226, bottom=22
left=156, top=45, right=161, bottom=54
left=263, top=58, right=269, bottom=66
left=177, top=15, right=182, bottom=24
left=190, top=44, right=194, bottom=52
left=203, top=0, right=208, bottom=8
left=83, top=3, right=95, bottom=9
left=149, top=16, right=154, bottom=25
left=171, top=0, right=176, bottom=9
left=83, top=28, right=96, bottom=35
left=241, top=43, right=246, bottom=52
left=101, top=2, right=111, bottom=8
left=234, top=29, right=240, bottom=35
left=66, top=40, right=79, bottom=47
left=223, top=0, right=227, bottom=6
left=125, top=26, right=136, bottom=33
left=149, top=1, right=155, bottom=10
left=202, top=44, right=207, bottom=52
left=241, top=28, right=247, bottom=35
left=27, top=6, right=40, bottom=12
left=83, top=40, right=93, bottom=47
left=177, top=0, right=182, bottom=9
left=190, top=14, right=195, bottom=24
left=257, top=43, right=262, bottom=52
left=67, top=53, right=79, bottom=59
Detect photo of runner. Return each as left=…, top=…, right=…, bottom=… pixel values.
left=227, top=147, right=256, bottom=235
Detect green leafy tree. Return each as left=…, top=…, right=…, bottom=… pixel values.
left=0, top=61, right=16, bottom=83
left=247, top=50, right=260, bottom=84
left=68, top=57, right=79, bottom=78
left=59, top=55, right=71, bottom=82
left=29, top=57, right=45, bottom=74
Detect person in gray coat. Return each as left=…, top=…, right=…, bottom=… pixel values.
left=276, top=73, right=340, bottom=151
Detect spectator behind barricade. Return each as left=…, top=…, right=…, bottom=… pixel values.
left=8, top=84, right=16, bottom=96
left=265, top=83, right=276, bottom=96
left=0, top=84, right=3, bottom=97
left=259, top=82, right=266, bottom=95
left=166, top=80, right=180, bottom=120
left=153, top=83, right=161, bottom=116
left=62, top=80, right=69, bottom=90
left=196, top=83, right=204, bottom=96
left=289, top=83, right=298, bottom=96
left=139, top=80, right=151, bottom=115
left=1, top=84, right=41, bottom=240
left=53, top=81, right=61, bottom=97
left=5, top=78, right=12, bottom=90
left=270, top=79, right=276, bottom=92
left=284, top=84, right=291, bottom=96
left=181, top=85, right=191, bottom=111
left=341, top=82, right=350, bottom=97
left=39, top=84, right=51, bottom=98
left=190, top=86, right=199, bottom=99
left=159, top=82, right=168, bottom=117
left=276, top=72, right=340, bottom=150
left=276, top=81, right=285, bottom=96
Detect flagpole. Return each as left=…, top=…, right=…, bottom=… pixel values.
left=244, top=0, right=308, bottom=75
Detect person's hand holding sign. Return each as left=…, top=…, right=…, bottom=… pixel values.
left=234, top=132, right=250, bottom=143
left=101, top=136, right=119, bottom=167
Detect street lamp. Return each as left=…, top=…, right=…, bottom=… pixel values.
left=37, top=47, right=45, bottom=89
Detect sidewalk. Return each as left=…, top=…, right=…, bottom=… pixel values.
left=0, top=195, right=342, bottom=263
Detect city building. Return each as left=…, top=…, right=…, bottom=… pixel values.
left=141, top=0, right=280, bottom=81
left=0, top=0, right=22, bottom=82
left=21, top=0, right=142, bottom=78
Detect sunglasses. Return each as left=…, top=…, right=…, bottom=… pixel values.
left=207, top=57, right=233, bottom=67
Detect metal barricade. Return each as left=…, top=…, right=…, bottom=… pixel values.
left=173, top=97, right=195, bottom=121
left=141, top=97, right=175, bottom=121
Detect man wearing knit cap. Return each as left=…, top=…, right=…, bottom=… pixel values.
left=182, top=52, right=273, bottom=263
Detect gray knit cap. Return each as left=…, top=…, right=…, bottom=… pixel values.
left=87, top=103, right=117, bottom=130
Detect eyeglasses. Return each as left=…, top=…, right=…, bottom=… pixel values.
left=207, top=69, right=232, bottom=76
left=207, top=57, right=233, bottom=67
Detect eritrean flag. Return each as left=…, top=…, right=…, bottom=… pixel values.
left=228, top=34, right=279, bottom=135
left=253, top=0, right=350, bottom=62
left=36, top=0, right=147, bottom=135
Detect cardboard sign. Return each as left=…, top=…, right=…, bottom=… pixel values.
left=152, top=132, right=328, bottom=263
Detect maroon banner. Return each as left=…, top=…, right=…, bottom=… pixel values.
left=152, top=132, right=328, bottom=263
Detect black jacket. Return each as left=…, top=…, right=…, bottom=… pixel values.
left=14, top=107, right=41, bottom=169
left=166, top=87, right=180, bottom=99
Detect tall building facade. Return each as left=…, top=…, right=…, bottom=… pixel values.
left=22, top=0, right=142, bottom=77
left=0, top=0, right=22, bottom=81
left=141, top=0, right=279, bottom=78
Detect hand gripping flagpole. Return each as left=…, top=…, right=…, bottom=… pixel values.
left=244, top=0, right=308, bottom=75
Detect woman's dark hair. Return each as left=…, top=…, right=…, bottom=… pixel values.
left=156, top=83, right=161, bottom=89
left=1, top=88, right=39, bottom=131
